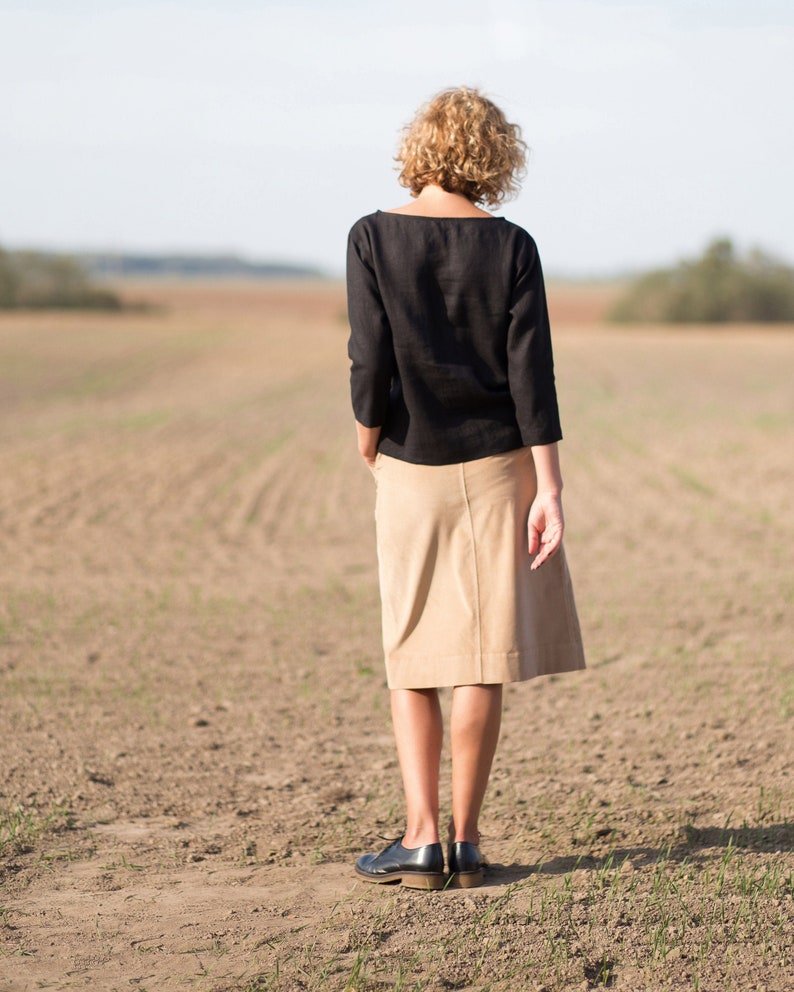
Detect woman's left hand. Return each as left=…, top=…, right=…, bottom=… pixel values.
left=528, top=491, right=564, bottom=569
left=356, top=421, right=381, bottom=472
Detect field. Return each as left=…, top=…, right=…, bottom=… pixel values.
left=0, top=280, right=792, bottom=991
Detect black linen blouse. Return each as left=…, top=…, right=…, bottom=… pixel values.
left=346, top=210, right=562, bottom=466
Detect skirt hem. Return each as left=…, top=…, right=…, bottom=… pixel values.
left=386, top=642, right=586, bottom=690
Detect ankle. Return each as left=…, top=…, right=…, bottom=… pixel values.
left=403, top=823, right=440, bottom=849
left=449, top=821, right=480, bottom=846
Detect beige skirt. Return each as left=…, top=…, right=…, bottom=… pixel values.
left=373, top=447, right=586, bottom=690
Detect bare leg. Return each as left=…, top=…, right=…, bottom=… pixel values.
left=390, top=688, right=443, bottom=847
left=449, top=684, right=503, bottom=844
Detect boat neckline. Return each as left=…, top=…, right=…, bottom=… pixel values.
left=376, top=209, right=504, bottom=221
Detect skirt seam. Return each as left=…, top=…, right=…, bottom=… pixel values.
left=459, top=460, right=483, bottom=682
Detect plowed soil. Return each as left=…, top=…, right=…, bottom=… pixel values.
left=0, top=281, right=792, bottom=991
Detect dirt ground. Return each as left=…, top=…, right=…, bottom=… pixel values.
left=0, top=280, right=792, bottom=991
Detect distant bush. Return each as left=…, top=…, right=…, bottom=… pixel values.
left=84, top=253, right=324, bottom=279
left=609, top=238, right=794, bottom=323
left=0, top=247, right=122, bottom=310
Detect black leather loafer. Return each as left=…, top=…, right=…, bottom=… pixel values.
left=447, top=841, right=487, bottom=888
left=355, top=838, right=445, bottom=890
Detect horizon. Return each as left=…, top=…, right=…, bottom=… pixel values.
left=2, top=237, right=788, bottom=285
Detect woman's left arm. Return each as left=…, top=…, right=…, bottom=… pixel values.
left=347, top=223, right=394, bottom=438
left=356, top=422, right=382, bottom=471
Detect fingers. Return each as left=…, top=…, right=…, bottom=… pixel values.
left=530, top=527, right=563, bottom=570
left=527, top=522, right=540, bottom=556
left=530, top=544, right=558, bottom=570
left=527, top=489, right=565, bottom=569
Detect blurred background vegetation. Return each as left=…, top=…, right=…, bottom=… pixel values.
left=0, top=247, right=323, bottom=311
left=0, top=248, right=122, bottom=310
left=4, top=237, right=794, bottom=323
left=610, top=238, right=794, bottom=323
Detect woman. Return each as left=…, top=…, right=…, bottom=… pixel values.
left=346, top=87, right=585, bottom=890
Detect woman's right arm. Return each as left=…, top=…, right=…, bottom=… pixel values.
left=506, top=233, right=566, bottom=568
left=528, top=441, right=564, bottom=569
left=505, top=232, right=562, bottom=450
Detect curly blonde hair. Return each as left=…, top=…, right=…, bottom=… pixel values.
left=396, top=87, right=528, bottom=207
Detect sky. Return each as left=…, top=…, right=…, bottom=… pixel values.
left=1, top=0, right=793, bottom=276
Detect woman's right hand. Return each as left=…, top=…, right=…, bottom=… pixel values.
left=528, top=490, right=564, bottom=570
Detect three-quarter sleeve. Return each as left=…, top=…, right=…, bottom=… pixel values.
left=346, top=222, right=395, bottom=427
left=506, top=234, right=563, bottom=446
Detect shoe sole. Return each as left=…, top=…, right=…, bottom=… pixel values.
left=447, top=868, right=485, bottom=888
left=355, top=867, right=446, bottom=890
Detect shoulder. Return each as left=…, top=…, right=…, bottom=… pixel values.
left=347, top=213, right=385, bottom=265
left=499, top=218, right=538, bottom=247
left=497, top=220, right=542, bottom=271
left=348, top=211, right=381, bottom=241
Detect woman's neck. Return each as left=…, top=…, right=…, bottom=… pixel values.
left=387, top=185, right=493, bottom=218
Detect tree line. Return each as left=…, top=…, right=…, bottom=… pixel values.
left=610, top=238, right=794, bottom=323
left=0, top=248, right=122, bottom=310
left=3, top=239, right=794, bottom=321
